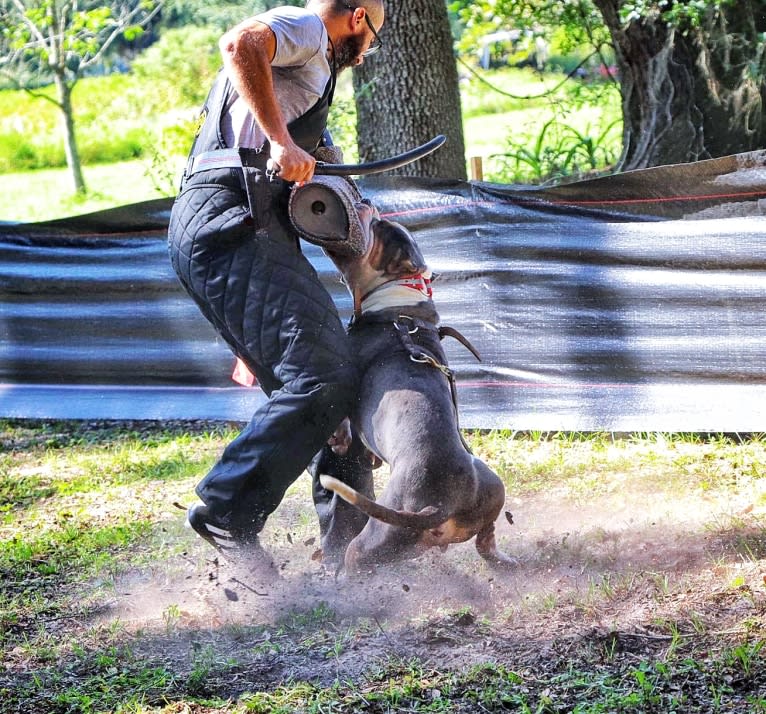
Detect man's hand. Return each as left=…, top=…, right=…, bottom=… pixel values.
left=269, top=140, right=316, bottom=183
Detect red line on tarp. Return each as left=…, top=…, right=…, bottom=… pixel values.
left=458, top=381, right=641, bottom=390
left=380, top=189, right=766, bottom=219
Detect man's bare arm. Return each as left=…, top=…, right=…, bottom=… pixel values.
left=219, top=18, right=316, bottom=182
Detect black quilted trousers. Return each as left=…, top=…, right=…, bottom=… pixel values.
left=168, top=168, right=360, bottom=537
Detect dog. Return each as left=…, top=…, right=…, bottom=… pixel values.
left=319, top=202, right=515, bottom=572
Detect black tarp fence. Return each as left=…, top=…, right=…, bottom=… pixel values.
left=2, top=150, right=766, bottom=431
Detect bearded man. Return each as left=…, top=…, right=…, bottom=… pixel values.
left=167, top=0, right=385, bottom=562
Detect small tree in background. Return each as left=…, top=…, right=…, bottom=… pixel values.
left=0, top=0, right=161, bottom=195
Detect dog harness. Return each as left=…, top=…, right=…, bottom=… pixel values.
left=350, top=301, right=480, bottom=454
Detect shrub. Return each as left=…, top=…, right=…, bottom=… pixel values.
left=0, top=131, right=65, bottom=171
left=493, top=116, right=621, bottom=184
left=78, top=127, right=149, bottom=164
left=131, top=27, right=221, bottom=109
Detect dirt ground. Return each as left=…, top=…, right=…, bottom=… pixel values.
left=87, top=468, right=766, bottom=703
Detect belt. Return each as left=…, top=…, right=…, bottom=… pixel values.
left=187, top=148, right=268, bottom=177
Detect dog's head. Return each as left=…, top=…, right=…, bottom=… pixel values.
left=330, top=202, right=428, bottom=301
left=367, top=218, right=427, bottom=278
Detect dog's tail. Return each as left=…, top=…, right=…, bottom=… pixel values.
left=319, top=475, right=446, bottom=530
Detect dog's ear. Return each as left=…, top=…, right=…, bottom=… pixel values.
left=370, top=221, right=427, bottom=276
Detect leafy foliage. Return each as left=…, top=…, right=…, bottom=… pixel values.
left=496, top=115, right=621, bottom=184
left=131, top=26, right=221, bottom=107
left=619, top=0, right=736, bottom=29
left=450, top=0, right=611, bottom=58
left=158, top=0, right=303, bottom=32
left=0, top=0, right=161, bottom=88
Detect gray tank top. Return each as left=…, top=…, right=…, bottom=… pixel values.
left=222, top=7, right=332, bottom=149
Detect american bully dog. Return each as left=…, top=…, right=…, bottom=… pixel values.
left=320, top=202, right=515, bottom=572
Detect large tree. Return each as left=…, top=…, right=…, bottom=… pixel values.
left=0, top=0, right=161, bottom=194
left=454, top=0, right=766, bottom=171
left=353, top=0, right=467, bottom=179
left=594, top=0, right=766, bottom=170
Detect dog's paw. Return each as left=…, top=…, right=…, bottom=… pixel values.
left=483, top=550, right=519, bottom=571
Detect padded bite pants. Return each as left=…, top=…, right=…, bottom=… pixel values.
left=168, top=166, right=373, bottom=549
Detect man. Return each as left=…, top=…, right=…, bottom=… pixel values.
left=167, top=0, right=385, bottom=562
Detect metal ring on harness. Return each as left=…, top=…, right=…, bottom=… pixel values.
left=395, top=314, right=419, bottom=334
left=410, top=352, right=453, bottom=379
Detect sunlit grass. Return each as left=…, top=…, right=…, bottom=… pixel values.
left=1, top=422, right=765, bottom=713
left=0, top=159, right=172, bottom=222
left=465, top=430, right=766, bottom=500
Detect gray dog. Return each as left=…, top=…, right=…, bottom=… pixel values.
left=319, top=202, right=515, bottom=572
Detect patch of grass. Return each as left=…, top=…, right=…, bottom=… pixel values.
left=0, top=419, right=242, bottom=671
left=0, top=75, right=146, bottom=171
left=0, top=160, right=170, bottom=222
left=3, top=642, right=177, bottom=714
left=1, top=519, right=155, bottom=576
left=465, top=431, right=766, bottom=501
left=0, top=468, right=56, bottom=511
left=227, top=652, right=766, bottom=713
left=1, top=422, right=766, bottom=713
left=461, top=68, right=622, bottom=182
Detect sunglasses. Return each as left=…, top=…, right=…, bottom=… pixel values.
left=342, top=3, right=383, bottom=56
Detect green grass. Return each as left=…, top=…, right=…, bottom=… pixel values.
left=1, top=421, right=765, bottom=713
left=0, top=74, right=158, bottom=173
left=0, top=65, right=621, bottom=222
left=459, top=67, right=621, bottom=182
left=466, top=430, right=766, bottom=501
left=7, top=641, right=765, bottom=712
left=0, top=160, right=174, bottom=222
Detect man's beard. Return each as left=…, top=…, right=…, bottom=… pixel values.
left=333, top=34, right=367, bottom=71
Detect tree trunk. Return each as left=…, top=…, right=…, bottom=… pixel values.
left=53, top=72, right=87, bottom=194
left=594, top=0, right=766, bottom=170
left=353, top=0, right=466, bottom=179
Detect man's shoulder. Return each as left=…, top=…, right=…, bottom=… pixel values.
left=256, top=6, right=323, bottom=33
left=258, top=6, right=326, bottom=66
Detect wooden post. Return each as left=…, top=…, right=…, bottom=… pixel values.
left=470, top=156, right=483, bottom=182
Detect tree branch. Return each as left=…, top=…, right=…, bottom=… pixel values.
left=80, top=1, right=163, bottom=70
left=0, top=68, right=63, bottom=108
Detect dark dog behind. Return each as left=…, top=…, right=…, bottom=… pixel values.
left=318, top=209, right=515, bottom=572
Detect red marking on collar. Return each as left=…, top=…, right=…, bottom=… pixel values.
left=396, top=273, right=433, bottom=298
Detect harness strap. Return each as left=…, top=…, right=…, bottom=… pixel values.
left=438, top=325, right=482, bottom=362
left=393, top=316, right=477, bottom=454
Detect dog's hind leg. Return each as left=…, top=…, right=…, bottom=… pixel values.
left=475, top=521, right=517, bottom=568
left=472, top=458, right=517, bottom=568
left=309, top=437, right=375, bottom=565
